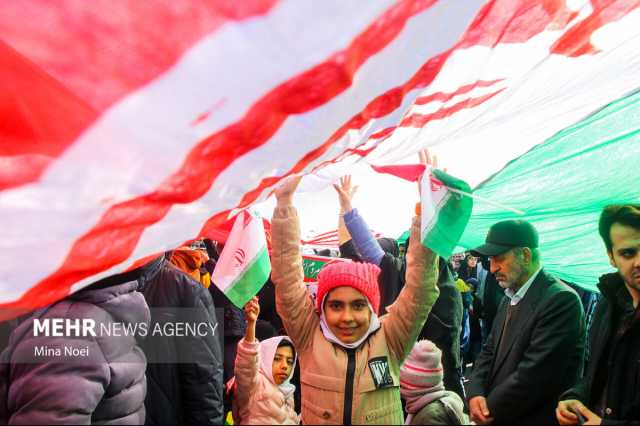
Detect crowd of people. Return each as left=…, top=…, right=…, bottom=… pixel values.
left=0, top=165, right=638, bottom=425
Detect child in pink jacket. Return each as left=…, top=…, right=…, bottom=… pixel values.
left=232, top=297, right=299, bottom=425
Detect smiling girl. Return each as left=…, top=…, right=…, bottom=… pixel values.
left=271, top=176, right=440, bottom=424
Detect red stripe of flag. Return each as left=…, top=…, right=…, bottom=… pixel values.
left=3, top=0, right=634, bottom=316
left=371, top=164, right=426, bottom=182
left=0, top=40, right=98, bottom=190
left=413, top=79, right=503, bottom=105
left=307, top=0, right=619, bottom=173
left=400, top=88, right=506, bottom=128
left=0, top=0, right=439, bottom=315
left=203, top=0, right=632, bottom=240
left=550, top=0, right=640, bottom=57
left=313, top=85, right=505, bottom=172
left=0, top=0, right=279, bottom=192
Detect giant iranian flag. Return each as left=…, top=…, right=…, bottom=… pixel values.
left=2, top=0, right=640, bottom=318
left=212, top=211, right=271, bottom=308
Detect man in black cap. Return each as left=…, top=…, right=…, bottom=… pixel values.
left=467, top=219, right=585, bottom=425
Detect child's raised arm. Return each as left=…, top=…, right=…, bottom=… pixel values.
left=234, top=297, right=260, bottom=410
left=383, top=217, right=440, bottom=362
left=243, top=296, right=260, bottom=343
left=271, top=176, right=318, bottom=352
left=234, top=297, right=262, bottom=412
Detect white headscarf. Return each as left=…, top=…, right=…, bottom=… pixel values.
left=259, top=336, right=297, bottom=399
left=319, top=294, right=381, bottom=349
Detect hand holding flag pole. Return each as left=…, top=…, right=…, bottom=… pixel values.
left=415, top=150, right=470, bottom=257
left=417, top=149, right=523, bottom=215
left=416, top=149, right=523, bottom=257
left=417, top=149, right=443, bottom=196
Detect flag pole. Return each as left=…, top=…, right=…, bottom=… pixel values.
left=444, top=186, right=526, bottom=216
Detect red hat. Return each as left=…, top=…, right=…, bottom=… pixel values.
left=316, top=262, right=381, bottom=314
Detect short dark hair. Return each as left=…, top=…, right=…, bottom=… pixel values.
left=339, top=240, right=361, bottom=262
left=598, top=204, right=640, bottom=251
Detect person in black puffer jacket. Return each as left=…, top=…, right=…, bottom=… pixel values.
left=138, top=255, right=223, bottom=425
left=0, top=270, right=150, bottom=425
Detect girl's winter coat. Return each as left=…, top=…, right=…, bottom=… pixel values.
left=233, top=336, right=299, bottom=425
left=271, top=206, right=439, bottom=425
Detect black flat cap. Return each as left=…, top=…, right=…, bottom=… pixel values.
left=471, top=220, right=539, bottom=256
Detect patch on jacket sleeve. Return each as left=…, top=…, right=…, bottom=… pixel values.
left=368, top=356, right=393, bottom=388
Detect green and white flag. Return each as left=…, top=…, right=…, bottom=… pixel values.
left=212, top=210, right=271, bottom=308
left=421, top=168, right=473, bottom=259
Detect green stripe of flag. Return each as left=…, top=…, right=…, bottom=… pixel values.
left=223, top=246, right=271, bottom=308
left=422, top=192, right=455, bottom=257
left=458, top=89, right=640, bottom=291
left=422, top=169, right=473, bottom=259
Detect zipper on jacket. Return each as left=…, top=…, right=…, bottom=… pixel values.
left=343, top=348, right=356, bottom=425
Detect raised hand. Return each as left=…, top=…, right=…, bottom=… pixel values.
left=420, top=148, right=447, bottom=170
left=274, top=175, right=302, bottom=206
left=333, top=175, right=358, bottom=212
left=419, top=149, right=438, bottom=169
left=244, top=296, right=260, bottom=323
left=417, top=148, right=447, bottom=197
left=243, top=296, right=260, bottom=342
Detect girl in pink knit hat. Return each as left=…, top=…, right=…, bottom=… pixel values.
left=400, top=339, right=468, bottom=425
left=269, top=176, right=440, bottom=425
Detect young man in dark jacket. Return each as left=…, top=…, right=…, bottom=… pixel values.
left=139, top=255, right=223, bottom=425
left=557, top=204, right=640, bottom=425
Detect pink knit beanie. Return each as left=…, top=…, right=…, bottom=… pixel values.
left=316, top=261, right=381, bottom=314
left=400, top=340, right=444, bottom=400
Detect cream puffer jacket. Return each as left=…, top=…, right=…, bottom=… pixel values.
left=271, top=206, right=439, bottom=425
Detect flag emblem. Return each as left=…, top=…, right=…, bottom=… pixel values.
left=233, top=249, right=246, bottom=269
left=212, top=211, right=271, bottom=308
left=420, top=168, right=473, bottom=259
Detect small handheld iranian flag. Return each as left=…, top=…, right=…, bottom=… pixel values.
left=420, top=168, right=473, bottom=258
left=212, top=210, right=271, bottom=308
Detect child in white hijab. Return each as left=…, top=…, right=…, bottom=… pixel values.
left=231, top=297, right=299, bottom=425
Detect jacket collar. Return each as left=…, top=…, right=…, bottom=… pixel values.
left=490, top=269, right=553, bottom=378
left=598, top=272, right=636, bottom=314
left=135, top=254, right=167, bottom=291
left=504, top=266, right=543, bottom=305
left=597, top=272, right=626, bottom=299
